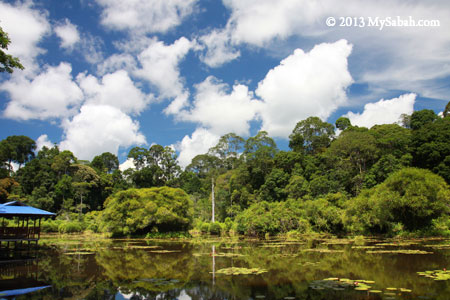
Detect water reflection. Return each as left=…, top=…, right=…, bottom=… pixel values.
left=4, top=237, right=450, bottom=299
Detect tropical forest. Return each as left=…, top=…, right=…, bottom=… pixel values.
left=1, top=106, right=449, bottom=238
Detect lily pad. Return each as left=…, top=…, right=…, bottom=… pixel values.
left=216, top=267, right=268, bottom=275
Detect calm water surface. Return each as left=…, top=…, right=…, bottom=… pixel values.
left=1, top=236, right=450, bottom=299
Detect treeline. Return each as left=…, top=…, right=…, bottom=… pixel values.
left=0, top=104, right=449, bottom=237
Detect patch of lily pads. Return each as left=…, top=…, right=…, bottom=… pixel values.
left=366, top=249, right=432, bottom=254
left=63, top=251, right=94, bottom=255
left=417, top=269, right=450, bottom=280
left=149, top=250, right=181, bottom=253
left=309, top=278, right=413, bottom=296
left=215, top=267, right=268, bottom=275
left=303, top=248, right=344, bottom=253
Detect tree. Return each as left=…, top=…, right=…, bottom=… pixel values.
left=326, top=130, right=379, bottom=194
left=0, top=26, right=24, bottom=73
left=410, top=109, right=437, bottom=130
left=345, top=168, right=450, bottom=234
left=91, top=152, right=119, bottom=174
left=71, top=164, right=100, bottom=212
left=444, top=101, right=450, bottom=118
left=335, top=117, right=351, bottom=131
left=411, top=117, right=450, bottom=182
left=99, top=187, right=193, bottom=236
left=52, top=150, right=76, bottom=178
left=0, top=135, right=36, bottom=174
left=208, top=133, right=245, bottom=170
left=289, top=117, right=335, bottom=154
left=243, top=131, right=278, bottom=190
left=127, top=147, right=149, bottom=170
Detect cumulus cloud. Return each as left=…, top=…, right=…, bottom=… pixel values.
left=135, top=37, right=193, bottom=101
left=0, top=1, right=50, bottom=74
left=256, top=39, right=353, bottom=138
left=223, top=0, right=324, bottom=47
left=60, top=104, right=146, bottom=161
left=97, top=53, right=137, bottom=75
left=1, top=63, right=84, bottom=120
left=54, top=18, right=80, bottom=50
left=179, top=76, right=260, bottom=136
left=77, top=70, right=152, bottom=115
left=36, top=134, right=54, bottom=151
left=344, top=93, right=416, bottom=128
left=119, top=158, right=136, bottom=171
left=176, top=128, right=220, bottom=168
left=96, top=0, right=197, bottom=34
left=198, top=28, right=240, bottom=68
left=201, top=0, right=450, bottom=99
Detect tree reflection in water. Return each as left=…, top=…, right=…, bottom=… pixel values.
left=8, top=237, right=450, bottom=299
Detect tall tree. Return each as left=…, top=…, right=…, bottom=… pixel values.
left=410, top=109, right=437, bottom=130
left=289, top=117, right=335, bottom=154
left=0, top=26, right=24, bottom=73
left=0, top=135, right=36, bottom=174
left=91, top=152, right=119, bottom=174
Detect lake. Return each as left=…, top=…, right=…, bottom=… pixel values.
left=1, top=235, right=450, bottom=299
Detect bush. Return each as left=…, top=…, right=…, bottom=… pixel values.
left=209, top=222, right=222, bottom=235
left=99, top=187, right=193, bottom=237
left=345, top=168, right=450, bottom=235
left=200, top=222, right=210, bottom=233
left=58, top=221, right=83, bottom=233
left=41, top=219, right=61, bottom=233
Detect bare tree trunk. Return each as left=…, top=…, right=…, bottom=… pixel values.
left=211, top=177, right=215, bottom=223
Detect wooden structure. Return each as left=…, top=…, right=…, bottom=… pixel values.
left=0, top=201, right=55, bottom=250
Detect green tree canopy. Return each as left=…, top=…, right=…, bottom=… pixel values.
left=345, top=168, right=450, bottom=234
left=0, top=26, right=24, bottom=73
left=91, top=152, right=119, bottom=174
left=289, top=117, right=335, bottom=154
left=0, top=135, right=36, bottom=174
left=410, top=109, right=437, bottom=130
left=100, top=187, right=193, bottom=236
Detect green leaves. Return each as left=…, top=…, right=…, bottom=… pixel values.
left=100, top=187, right=193, bottom=236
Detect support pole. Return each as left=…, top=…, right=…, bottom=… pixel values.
left=211, top=177, right=215, bottom=223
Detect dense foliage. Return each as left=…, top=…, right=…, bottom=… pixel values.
left=1, top=103, right=449, bottom=237
left=100, top=187, right=193, bottom=236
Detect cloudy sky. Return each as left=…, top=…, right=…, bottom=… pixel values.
left=0, top=0, right=448, bottom=168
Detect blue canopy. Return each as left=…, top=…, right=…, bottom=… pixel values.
left=0, top=285, right=51, bottom=297
left=0, top=201, right=55, bottom=217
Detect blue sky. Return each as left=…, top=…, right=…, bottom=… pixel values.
left=0, top=0, right=448, bottom=168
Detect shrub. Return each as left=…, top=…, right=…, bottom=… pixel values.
left=345, top=168, right=450, bottom=235
left=209, top=222, right=222, bottom=235
left=41, top=219, right=61, bottom=233
left=58, top=221, right=83, bottom=233
left=99, top=187, right=193, bottom=237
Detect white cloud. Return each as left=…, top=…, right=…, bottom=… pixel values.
left=36, top=134, right=54, bottom=151
left=77, top=70, right=152, bottom=115
left=344, top=93, right=416, bottom=128
left=135, top=37, right=193, bottom=101
left=0, top=1, right=50, bottom=74
left=60, top=104, right=146, bottom=161
left=176, top=128, right=219, bottom=168
left=1, top=62, right=84, bottom=120
left=256, top=39, right=353, bottom=138
left=96, top=0, right=197, bottom=34
left=198, top=28, right=240, bottom=67
left=179, top=76, right=260, bottom=136
left=223, top=0, right=324, bottom=47
left=119, top=158, right=136, bottom=171
left=208, top=0, right=450, bottom=99
left=79, top=33, right=104, bottom=65
left=97, top=53, right=137, bottom=75
left=54, top=18, right=80, bottom=50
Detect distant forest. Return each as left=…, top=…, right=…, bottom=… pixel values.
left=1, top=104, right=449, bottom=237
